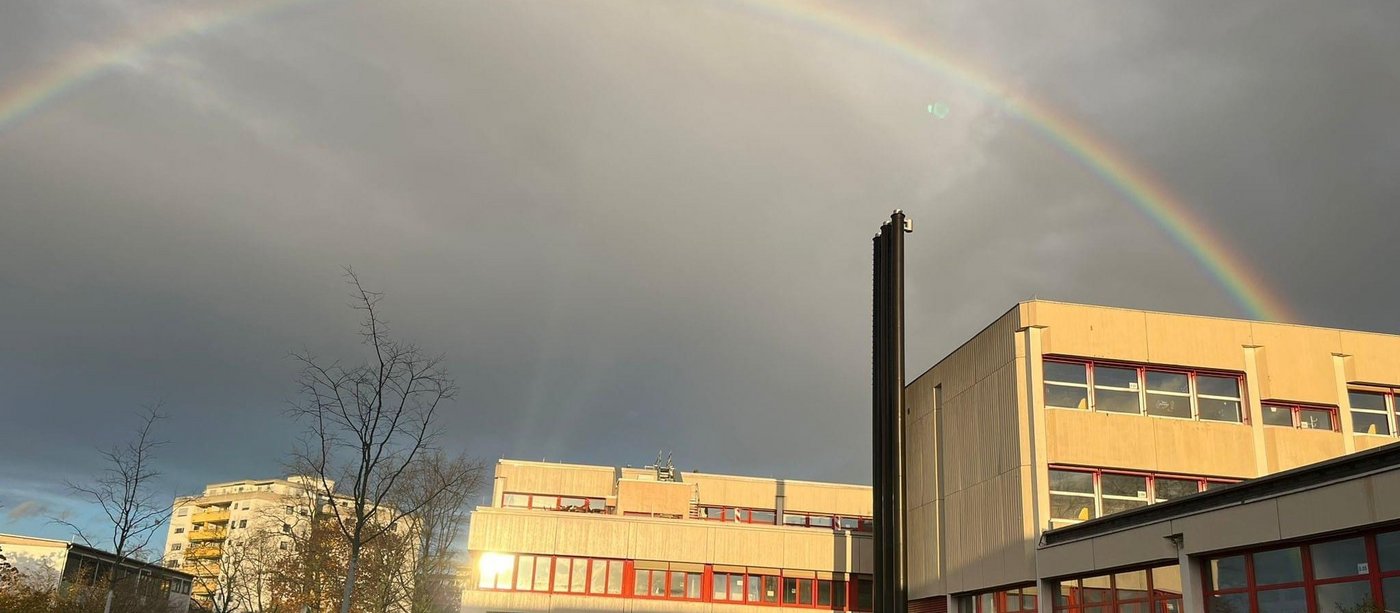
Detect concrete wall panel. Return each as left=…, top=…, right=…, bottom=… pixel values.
left=1342, top=332, right=1400, bottom=386
left=1250, top=324, right=1342, bottom=404
left=1144, top=312, right=1253, bottom=372
left=1276, top=479, right=1375, bottom=540
left=1175, top=500, right=1281, bottom=555
left=1264, top=428, right=1347, bottom=473
left=498, top=462, right=616, bottom=499
left=1032, top=302, right=1150, bottom=364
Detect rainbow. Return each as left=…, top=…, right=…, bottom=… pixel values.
left=0, top=0, right=1294, bottom=322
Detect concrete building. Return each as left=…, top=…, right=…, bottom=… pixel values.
left=462, top=458, right=875, bottom=612
left=904, top=300, right=1400, bottom=613
left=0, top=532, right=193, bottom=611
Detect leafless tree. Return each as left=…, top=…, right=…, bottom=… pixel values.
left=288, top=269, right=460, bottom=613
left=52, top=406, right=169, bottom=613
left=394, top=451, right=486, bottom=613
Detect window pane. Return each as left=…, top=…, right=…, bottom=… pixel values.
left=1353, top=411, right=1392, bottom=435
left=554, top=558, right=570, bottom=592
left=1114, top=570, right=1148, bottom=601
left=811, top=515, right=835, bottom=528
left=1096, top=366, right=1139, bottom=388
left=1207, top=593, right=1247, bottom=613
left=560, top=497, right=587, bottom=511
left=607, top=561, right=623, bottom=595
left=1095, top=389, right=1140, bottom=414
left=833, top=580, right=847, bottom=610
left=1209, top=556, right=1248, bottom=590
left=668, top=572, right=684, bottom=597
left=1103, top=497, right=1150, bottom=515
left=749, top=575, right=762, bottom=602
left=1378, top=530, right=1400, bottom=571
left=534, top=557, right=551, bottom=591
left=856, top=577, right=872, bottom=610
left=799, top=579, right=814, bottom=605
left=1083, top=575, right=1110, bottom=603
left=1313, top=580, right=1373, bottom=613
left=1120, top=603, right=1148, bottom=613
left=1197, top=375, right=1240, bottom=398
left=633, top=570, right=646, bottom=596
left=516, top=556, right=534, bottom=590
left=1155, top=478, right=1200, bottom=502
left=1147, top=393, right=1192, bottom=418
left=765, top=575, right=780, bottom=603
left=818, top=580, right=833, bottom=606
left=784, top=577, right=799, bottom=604
left=713, top=573, right=728, bottom=600
left=686, top=573, right=701, bottom=599
left=1045, top=362, right=1088, bottom=384
left=1046, top=384, right=1090, bottom=410
left=1050, top=469, right=1096, bottom=494
left=503, top=493, right=529, bottom=507
left=1349, top=391, right=1387, bottom=411
left=1198, top=398, right=1242, bottom=423
left=1256, top=587, right=1307, bottom=613
left=1298, top=408, right=1334, bottom=431
left=650, top=570, right=665, bottom=596
left=1147, top=371, right=1190, bottom=393
left=1383, top=578, right=1400, bottom=613
left=590, top=560, right=606, bottom=594
left=1262, top=405, right=1295, bottom=426
left=751, top=510, right=776, bottom=524
left=1102, top=474, right=1148, bottom=498
left=732, top=574, right=746, bottom=601
left=570, top=558, right=587, bottom=593
left=705, top=507, right=725, bottom=520
left=784, top=514, right=808, bottom=526
left=1151, top=565, right=1182, bottom=599
left=530, top=496, right=555, bottom=509
left=1052, top=494, right=1097, bottom=521
left=1312, top=537, right=1368, bottom=580
left=1253, top=547, right=1303, bottom=586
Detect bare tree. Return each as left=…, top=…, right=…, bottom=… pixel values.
left=395, top=451, right=486, bottom=613
left=53, top=406, right=169, bottom=613
left=289, top=269, right=459, bottom=613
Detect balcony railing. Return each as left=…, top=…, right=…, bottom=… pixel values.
left=190, top=509, right=230, bottom=524
left=185, top=544, right=222, bottom=560
left=187, top=527, right=227, bottom=542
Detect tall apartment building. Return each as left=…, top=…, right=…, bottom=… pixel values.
left=163, top=475, right=348, bottom=610
left=904, top=300, right=1400, bottom=613
left=462, top=458, right=875, bottom=612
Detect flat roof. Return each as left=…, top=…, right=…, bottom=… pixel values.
left=500, top=458, right=869, bottom=490
left=1041, top=441, right=1400, bottom=547
left=0, top=533, right=195, bottom=580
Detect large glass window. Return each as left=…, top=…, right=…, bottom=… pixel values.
left=1207, top=529, right=1400, bottom=613
left=1100, top=473, right=1149, bottom=515
left=1350, top=390, right=1393, bottom=436
left=1050, top=469, right=1097, bottom=526
left=1044, top=359, right=1246, bottom=423
left=1055, top=566, right=1179, bottom=613
left=1263, top=403, right=1339, bottom=431
left=1050, top=467, right=1232, bottom=526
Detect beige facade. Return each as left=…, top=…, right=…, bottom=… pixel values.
left=462, top=459, right=875, bottom=612
left=0, top=532, right=194, bottom=611
left=905, top=300, right=1400, bottom=611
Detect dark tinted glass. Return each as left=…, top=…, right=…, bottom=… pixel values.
left=1045, top=361, right=1087, bottom=384
left=1095, top=366, right=1139, bottom=388
left=1311, top=538, right=1367, bottom=580
left=1147, top=371, right=1189, bottom=393
left=1155, top=478, right=1200, bottom=502
left=1349, top=391, right=1387, bottom=411
left=1253, top=547, right=1303, bottom=585
left=1210, top=556, right=1247, bottom=590
left=1050, top=470, right=1095, bottom=494
left=1197, top=375, right=1240, bottom=398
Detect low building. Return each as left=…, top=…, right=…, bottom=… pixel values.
left=0, top=532, right=193, bottom=611
left=462, top=458, right=875, bottom=612
left=902, top=300, right=1400, bottom=613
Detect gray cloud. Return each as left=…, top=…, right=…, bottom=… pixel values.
left=0, top=0, right=1397, bottom=543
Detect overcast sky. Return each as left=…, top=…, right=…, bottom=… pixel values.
left=1, top=0, right=1397, bottom=548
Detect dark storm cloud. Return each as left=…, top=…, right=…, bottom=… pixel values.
left=1, top=0, right=1397, bottom=544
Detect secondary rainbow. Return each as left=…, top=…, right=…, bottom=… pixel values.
left=0, top=0, right=1294, bottom=322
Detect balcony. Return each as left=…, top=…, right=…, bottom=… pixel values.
left=187, top=527, right=227, bottom=542
left=190, top=509, right=230, bottom=524
left=185, top=544, right=222, bottom=560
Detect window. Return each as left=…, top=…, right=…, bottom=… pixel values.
left=1056, top=566, right=1178, bottom=613
left=1049, top=467, right=1235, bottom=527
left=177, top=508, right=188, bottom=517
left=1350, top=390, right=1394, bottom=436
left=1205, top=529, right=1400, bottom=613
left=1044, top=359, right=1246, bottom=423
left=171, top=544, right=182, bottom=551
left=701, top=506, right=777, bottom=524
left=503, top=492, right=606, bottom=513
left=632, top=568, right=701, bottom=601
left=239, top=519, right=247, bottom=528
left=1044, top=361, right=1090, bottom=410
left=973, top=586, right=1038, bottom=613
left=174, top=528, right=184, bottom=534
left=1262, top=402, right=1339, bottom=431
left=782, top=511, right=870, bottom=531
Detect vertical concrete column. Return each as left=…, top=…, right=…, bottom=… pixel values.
left=1021, top=326, right=1050, bottom=534
left=776, top=480, right=787, bottom=520
left=1177, top=538, right=1206, bottom=613
left=1333, top=353, right=1357, bottom=453
left=1242, top=346, right=1269, bottom=476
left=1037, top=577, right=1057, bottom=613
left=492, top=476, right=506, bottom=508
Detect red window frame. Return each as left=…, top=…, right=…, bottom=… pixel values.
left=700, top=505, right=778, bottom=524
left=631, top=567, right=703, bottom=601
left=782, top=511, right=874, bottom=533
left=1348, top=387, right=1398, bottom=437
left=501, top=492, right=606, bottom=512
left=479, top=555, right=626, bottom=596
left=974, top=585, right=1038, bottom=613
left=1043, top=357, right=1249, bottom=424
left=1049, top=465, right=1241, bottom=524
left=1260, top=401, right=1341, bottom=432
left=1204, top=525, right=1400, bottom=613
left=1053, top=565, right=1181, bottom=613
